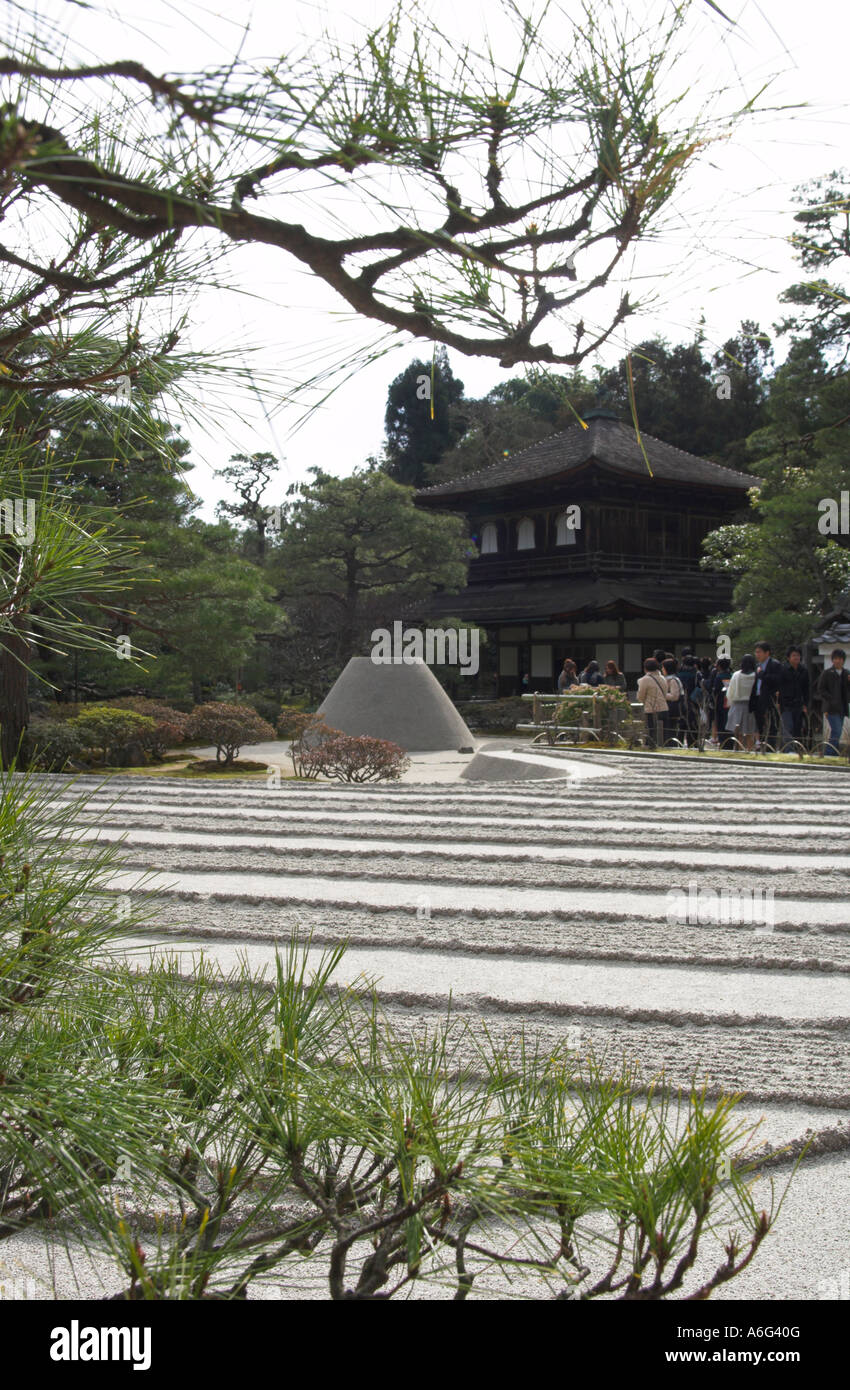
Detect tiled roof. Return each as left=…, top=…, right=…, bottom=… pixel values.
left=814, top=622, right=850, bottom=644
left=416, top=415, right=760, bottom=501
left=412, top=574, right=732, bottom=624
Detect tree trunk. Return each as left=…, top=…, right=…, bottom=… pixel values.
left=341, top=567, right=360, bottom=664
left=0, top=627, right=32, bottom=768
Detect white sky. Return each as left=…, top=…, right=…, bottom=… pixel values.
left=22, top=0, right=850, bottom=514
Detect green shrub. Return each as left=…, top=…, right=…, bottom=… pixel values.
left=455, top=698, right=527, bottom=733
left=555, top=684, right=631, bottom=722
left=107, top=698, right=190, bottom=759
left=555, top=684, right=637, bottom=743
left=67, top=706, right=157, bottom=766
left=40, top=701, right=88, bottom=722
left=23, top=719, right=85, bottom=771
left=245, top=693, right=282, bottom=726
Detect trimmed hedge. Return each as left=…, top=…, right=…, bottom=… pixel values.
left=67, top=707, right=157, bottom=766
left=454, top=698, right=527, bottom=733
left=107, top=698, right=190, bottom=759
left=24, top=719, right=85, bottom=771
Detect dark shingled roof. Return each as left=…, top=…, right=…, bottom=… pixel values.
left=416, top=414, right=760, bottom=501
left=812, top=592, right=850, bottom=645
left=414, top=574, right=733, bottom=625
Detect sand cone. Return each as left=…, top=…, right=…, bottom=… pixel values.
left=318, top=657, right=475, bottom=752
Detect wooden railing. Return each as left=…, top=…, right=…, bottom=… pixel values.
left=469, top=551, right=732, bottom=585
left=518, top=691, right=646, bottom=746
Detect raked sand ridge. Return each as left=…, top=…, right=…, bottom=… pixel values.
left=20, top=752, right=850, bottom=1300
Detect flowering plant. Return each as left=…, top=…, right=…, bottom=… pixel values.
left=556, top=684, right=631, bottom=723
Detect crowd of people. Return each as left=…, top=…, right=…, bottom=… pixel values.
left=555, top=643, right=850, bottom=755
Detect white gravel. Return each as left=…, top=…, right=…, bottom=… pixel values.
left=29, top=751, right=850, bottom=1301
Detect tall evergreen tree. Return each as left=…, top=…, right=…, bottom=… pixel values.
left=214, top=452, right=282, bottom=563
left=709, top=322, right=773, bottom=467
left=269, top=465, right=469, bottom=678
left=7, top=2, right=764, bottom=380
left=32, top=409, right=281, bottom=706
left=383, top=349, right=465, bottom=487
left=777, top=171, right=850, bottom=357
left=703, top=180, right=850, bottom=651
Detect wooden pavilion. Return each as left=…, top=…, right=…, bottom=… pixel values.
left=414, top=409, right=758, bottom=693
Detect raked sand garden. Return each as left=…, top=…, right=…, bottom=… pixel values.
left=4, top=747, right=848, bottom=1300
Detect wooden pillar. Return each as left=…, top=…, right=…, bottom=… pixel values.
left=593, top=691, right=602, bottom=732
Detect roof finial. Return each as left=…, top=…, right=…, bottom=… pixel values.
left=582, top=382, right=619, bottom=422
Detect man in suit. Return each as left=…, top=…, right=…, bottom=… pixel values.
left=817, top=649, right=850, bottom=755
left=749, top=641, right=783, bottom=744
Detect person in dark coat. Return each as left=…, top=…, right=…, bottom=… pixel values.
left=817, top=649, right=850, bottom=755
left=779, top=646, right=810, bottom=752
left=677, top=655, right=702, bottom=747
left=603, top=659, right=627, bottom=692
left=579, top=659, right=602, bottom=687
left=749, top=641, right=783, bottom=744
left=708, top=657, right=733, bottom=746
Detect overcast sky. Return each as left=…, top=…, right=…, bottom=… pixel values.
left=28, top=0, right=850, bottom=514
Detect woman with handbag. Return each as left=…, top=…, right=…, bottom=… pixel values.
left=636, top=658, right=669, bottom=749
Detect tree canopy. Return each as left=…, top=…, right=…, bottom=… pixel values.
left=387, top=325, right=773, bottom=489
left=702, top=178, right=850, bottom=651
left=269, top=466, right=469, bottom=680
left=383, top=348, right=465, bottom=488
left=4, top=0, right=767, bottom=387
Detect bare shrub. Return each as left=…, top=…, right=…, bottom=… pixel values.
left=186, top=703, right=275, bottom=765
left=302, top=732, right=410, bottom=783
